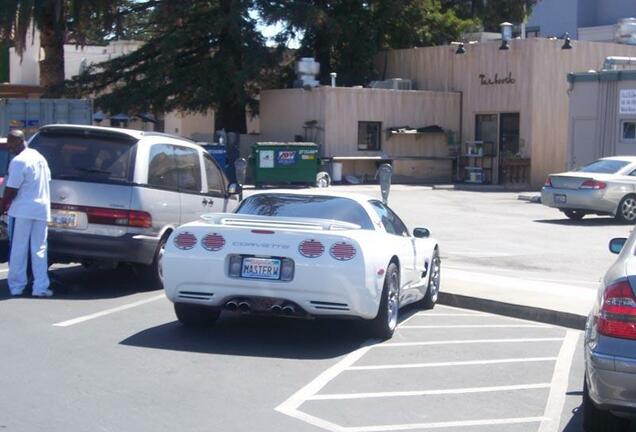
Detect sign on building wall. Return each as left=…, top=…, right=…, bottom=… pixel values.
left=619, top=89, right=636, bottom=114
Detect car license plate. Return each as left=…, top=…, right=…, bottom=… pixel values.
left=241, top=257, right=281, bottom=280
left=50, top=210, right=79, bottom=228
left=554, top=194, right=567, bottom=204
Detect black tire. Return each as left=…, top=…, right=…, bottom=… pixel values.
left=174, top=303, right=220, bottom=327
left=616, top=195, right=636, bottom=224
left=138, top=235, right=168, bottom=290
left=583, top=378, right=630, bottom=432
left=420, top=250, right=440, bottom=309
left=366, top=262, right=399, bottom=340
left=564, top=210, right=586, bottom=221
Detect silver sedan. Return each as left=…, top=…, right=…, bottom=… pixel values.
left=583, top=233, right=636, bottom=431
left=542, top=156, right=636, bottom=223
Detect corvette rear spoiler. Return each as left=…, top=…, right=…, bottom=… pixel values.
left=200, top=213, right=361, bottom=231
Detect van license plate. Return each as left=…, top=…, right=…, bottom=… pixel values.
left=50, top=211, right=79, bottom=228
left=241, top=257, right=281, bottom=280
left=555, top=194, right=567, bottom=204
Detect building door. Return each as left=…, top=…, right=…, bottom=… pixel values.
left=474, top=114, right=498, bottom=183
left=499, top=113, right=521, bottom=183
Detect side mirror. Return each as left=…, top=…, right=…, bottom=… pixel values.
left=609, top=237, right=627, bottom=254
left=413, top=227, right=430, bottom=238
left=227, top=183, right=242, bottom=196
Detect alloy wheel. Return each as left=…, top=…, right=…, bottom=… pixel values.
left=430, top=256, right=441, bottom=303
left=622, top=197, right=636, bottom=222
left=387, top=270, right=399, bottom=330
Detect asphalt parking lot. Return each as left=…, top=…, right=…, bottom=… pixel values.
left=1, top=187, right=634, bottom=431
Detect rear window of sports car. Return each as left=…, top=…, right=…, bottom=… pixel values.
left=236, top=194, right=374, bottom=229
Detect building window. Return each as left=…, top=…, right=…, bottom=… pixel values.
left=358, top=122, right=381, bottom=151
left=622, top=120, right=636, bottom=141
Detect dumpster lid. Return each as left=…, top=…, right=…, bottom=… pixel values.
left=255, top=142, right=317, bottom=147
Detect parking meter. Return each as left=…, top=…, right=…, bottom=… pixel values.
left=234, top=158, right=248, bottom=200
left=376, top=163, right=393, bottom=205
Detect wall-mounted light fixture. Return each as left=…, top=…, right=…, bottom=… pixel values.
left=500, top=39, right=510, bottom=50
left=455, top=43, right=466, bottom=54
left=562, top=32, right=572, bottom=49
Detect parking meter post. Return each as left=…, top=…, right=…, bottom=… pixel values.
left=234, top=158, right=248, bottom=200
left=376, top=163, right=393, bottom=205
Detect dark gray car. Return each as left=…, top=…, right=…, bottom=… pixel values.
left=583, top=233, right=636, bottom=431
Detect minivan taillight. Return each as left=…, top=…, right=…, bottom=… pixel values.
left=598, top=279, right=636, bottom=340
left=580, top=180, right=606, bottom=190
left=544, top=177, right=552, bottom=187
left=51, top=204, right=152, bottom=228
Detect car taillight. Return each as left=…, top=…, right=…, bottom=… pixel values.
left=174, top=232, right=197, bottom=250
left=51, top=204, right=152, bottom=228
left=299, top=239, right=325, bottom=258
left=580, top=180, right=606, bottom=190
left=598, top=279, right=636, bottom=340
left=280, top=258, right=295, bottom=281
left=202, top=233, right=225, bottom=251
left=330, top=242, right=356, bottom=261
left=544, top=177, right=552, bottom=187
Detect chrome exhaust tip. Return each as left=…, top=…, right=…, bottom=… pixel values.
left=225, top=301, right=238, bottom=311
left=282, top=305, right=295, bottom=315
left=238, top=301, right=251, bottom=312
left=271, top=305, right=282, bottom=313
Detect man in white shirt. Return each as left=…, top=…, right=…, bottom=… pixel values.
left=1, top=129, right=52, bottom=297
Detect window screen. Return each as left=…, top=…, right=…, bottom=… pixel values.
left=358, top=122, right=382, bottom=151
left=622, top=121, right=636, bottom=141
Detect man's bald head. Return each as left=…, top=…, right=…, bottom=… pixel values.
left=7, top=129, right=26, bottom=155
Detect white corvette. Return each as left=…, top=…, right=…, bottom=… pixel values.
left=162, top=190, right=440, bottom=339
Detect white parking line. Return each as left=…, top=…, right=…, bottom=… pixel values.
left=377, top=337, right=564, bottom=348
left=399, top=324, right=550, bottom=329
left=344, top=416, right=548, bottom=432
left=53, top=294, right=165, bottom=327
left=307, top=383, right=551, bottom=401
left=275, top=340, right=376, bottom=432
left=538, top=330, right=580, bottom=432
left=347, top=357, right=558, bottom=371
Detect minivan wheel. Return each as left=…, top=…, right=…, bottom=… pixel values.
left=139, top=236, right=167, bottom=290
left=583, top=378, right=630, bottom=432
left=616, top=195, right=636, bottom=224
left=174, top=303, right=220, bottom=327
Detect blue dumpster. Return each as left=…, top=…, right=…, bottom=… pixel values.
left=200, top=144, right=227, bottom=171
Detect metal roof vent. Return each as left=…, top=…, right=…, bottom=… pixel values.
left=616, top=18, right=636, bottom=45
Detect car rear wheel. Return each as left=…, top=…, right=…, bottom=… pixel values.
left=174, top=303, right=220, bottom=327
left=616, top=195, right=636, bottom=224
left=419, top=250, right=440, bottom=309
left=583, top=378, right=630, bottom=432
left=563, top=210, right=586, bottom=220
left=366, top=262, right=399, bottom=340
left=138, top=235, right=167, bottom=290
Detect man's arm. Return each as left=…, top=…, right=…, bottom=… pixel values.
left=1, top=187, right=18, bottom=214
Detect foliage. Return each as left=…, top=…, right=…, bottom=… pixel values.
left=257, top=0, right=478, bottom=87
left=69, top=0, right=277, bottom=132
left=441, top=0, right=537, bottom=32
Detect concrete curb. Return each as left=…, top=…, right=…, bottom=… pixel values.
left=517, top=192, right=542, bottom=203
left=438, top=292, right=587, bottom=330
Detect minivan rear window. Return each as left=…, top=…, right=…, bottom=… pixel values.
left=30, top=130, right=137, bottom=184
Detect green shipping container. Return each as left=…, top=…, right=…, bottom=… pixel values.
left=252, top=142, right=319, bottom=188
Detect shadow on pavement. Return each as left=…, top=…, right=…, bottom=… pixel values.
left=534, top=217, right=623, bottom=227
left=562, top=399, right=583, bottom=432
left=119, top=304, right=422, bottom=360
left=0, top=265, right=159, bottom=301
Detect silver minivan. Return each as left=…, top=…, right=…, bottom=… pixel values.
left=29, top=124, right=241, bottom=288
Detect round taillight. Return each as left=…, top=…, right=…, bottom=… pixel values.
left=299, top=239, right=325, bottom=258
left=330, top=242, right=356, bottom=261
left=202, top=233, right=225, bottom=251
left=174, top=232, right=197, bottom=250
